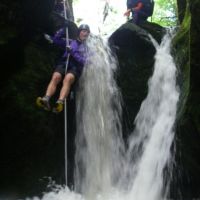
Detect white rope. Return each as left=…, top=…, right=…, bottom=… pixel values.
left=63, top=0, right=69, bottom=185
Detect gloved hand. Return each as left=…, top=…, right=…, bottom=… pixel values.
left=44, top=34, right=53, bottom=44
left=66, top=45, right=72, bottom=53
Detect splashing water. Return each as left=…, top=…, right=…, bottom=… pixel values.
left=126, top=32, right=179, bottom=200
left=26, top=32, right=179, bottom=200
left=75, top=35, right=125, bottom=198
left=73, top=0, right=126, bottom=35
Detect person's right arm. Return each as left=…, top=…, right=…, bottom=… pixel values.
left=51, top=28, right=66, bottom=48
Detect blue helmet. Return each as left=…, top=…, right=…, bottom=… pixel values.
left=78, top=24, right=90, bottom=34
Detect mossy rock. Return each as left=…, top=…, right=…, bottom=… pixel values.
left=109, top=22, right=164, bottom=136
left=172, top=0, right=200, bottom=198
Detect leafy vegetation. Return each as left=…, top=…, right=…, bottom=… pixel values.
left=151, top=0, right=178, bottom=26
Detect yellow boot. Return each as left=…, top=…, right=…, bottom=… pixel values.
left=36, top=97, right=51, bottom=111
left=52, top=100, right=64, bottom=113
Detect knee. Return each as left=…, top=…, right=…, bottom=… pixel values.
left=52, top=73, right=62, bottom=84
left=63, top=73, right=75, bottom=85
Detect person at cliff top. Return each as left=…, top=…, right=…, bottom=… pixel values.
left=36, top=24, right=90, bottom=113
left=124, top=0, right=154, bottom=24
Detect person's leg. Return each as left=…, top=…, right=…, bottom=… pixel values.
left=137, top=10, right=148, bottom=24
left=36, top=72, right=62, bottom=111
left=45, top=72, right=62, bottom=98
left=58, top=72, right=76, bottom=101
left=132, top=10, right=139, bottom=24
left=52, top=72, right=76, bottom=113
left=132, top=9, right=148, bottom=24
left=138, top=11, right=148, bottom=23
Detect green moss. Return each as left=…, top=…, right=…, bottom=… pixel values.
left=172, top=3, right=191, bottom=119
left=174, top=0, right=200, bottom=134
left=188, top=0, right=200, bottom=133
left=174, top=1, right=200, bottom=197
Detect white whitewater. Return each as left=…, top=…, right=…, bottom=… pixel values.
left=27, top=33, right=179, bottom=200
left=75, top=35, right=125, bottom=199
left=126, top=33, right=179, bottom=200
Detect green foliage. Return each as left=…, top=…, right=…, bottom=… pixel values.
left=152, top=0, right=178, bottom=27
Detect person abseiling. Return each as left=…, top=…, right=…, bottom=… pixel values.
left=36, top=24, right=90, bottom=113
left=124, top=0, right=154, bottom=24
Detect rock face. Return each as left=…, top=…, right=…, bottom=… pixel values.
left=110, top=2, right=200, bottom=196
left=109, top=22, right=165, bottom=138
left=0, top=0, right=200, bottom=199
left=172, top=0, right=200, bottom=199
left=0, top=0, right=77, bottom=197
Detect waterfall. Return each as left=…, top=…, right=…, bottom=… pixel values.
left=75, top=35, right=125, bottom=198
left=126, top=32, right=179, bottom=200
left=26, top=32, right=179, bottom=200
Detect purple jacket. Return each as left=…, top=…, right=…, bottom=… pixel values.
left=51, top=28, right=66, bottom=49
left=51, top=28, right=87, bottom=66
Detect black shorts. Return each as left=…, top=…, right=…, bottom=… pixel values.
left=54, top=61, right=82, bottom=79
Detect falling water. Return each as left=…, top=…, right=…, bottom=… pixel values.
left=126, top=32, right=179, bottom=200
left=26, top=32, right=179, bottom=200
left=75, top=35, right=125, bottom=198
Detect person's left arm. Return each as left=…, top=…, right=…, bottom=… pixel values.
left=70, top=41, right=86, bottom=65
